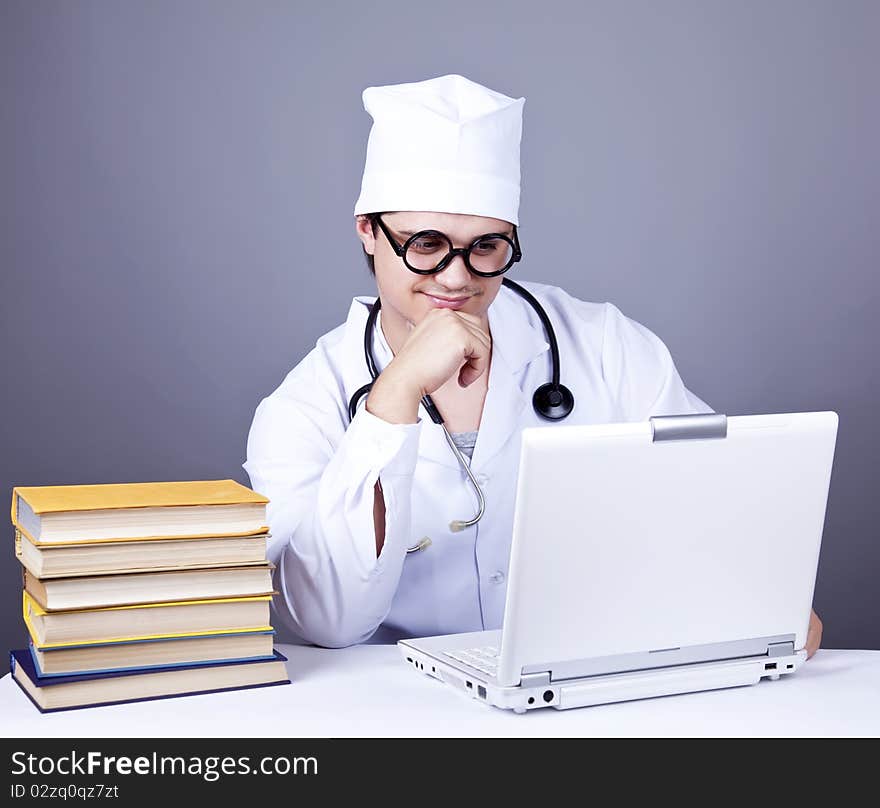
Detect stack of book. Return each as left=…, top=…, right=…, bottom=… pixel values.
left=9, top=479, right=290, bottom=712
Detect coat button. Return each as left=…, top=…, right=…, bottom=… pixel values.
left=489, top=571, right=505, bottom=585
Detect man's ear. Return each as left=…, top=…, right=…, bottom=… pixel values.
left=355, top=215, right=375, bottom=255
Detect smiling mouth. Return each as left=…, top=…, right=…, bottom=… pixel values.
left=423, top=293, right=471, bottom=302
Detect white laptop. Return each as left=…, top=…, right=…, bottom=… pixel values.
left=399, top=411, right=838, bottom=712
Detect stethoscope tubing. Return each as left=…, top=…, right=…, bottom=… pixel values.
left=348, top=278, right=572, bottom=552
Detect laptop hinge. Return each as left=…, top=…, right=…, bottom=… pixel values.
left=767, top=641, right=796, bottom=657
left=651, top=413, right=728, bottom=442
left=520, top=671, right=551, bottom=688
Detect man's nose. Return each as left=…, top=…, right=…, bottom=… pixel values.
left=433, top=250, right=472, bottom=286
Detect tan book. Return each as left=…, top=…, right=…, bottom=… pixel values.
left=31, top=631, right=277, bottom=677
left=23, top=564, right=276, bottom=611
left=12, top=479, right=269, bottom=545
left=15, top=529, right=270, bottom=578
left=23, top=591, right=274, bottom=649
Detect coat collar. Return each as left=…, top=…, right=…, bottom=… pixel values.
left=341, top=283, right=550, bottom=470
left=471, top=284, right=550, bottom=470
left=486, top=281, right=551, bottom=375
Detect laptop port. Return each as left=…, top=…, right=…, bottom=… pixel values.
left=764, top=662, right=777, bottom=670
left=477, top=685, right=487, bottom=699
left=466, top=681, right=473, bottom=689
left=543, top=690, right=554, bottom=703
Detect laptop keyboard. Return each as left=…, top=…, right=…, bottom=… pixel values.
left=443, top=645, right=499, bottom=676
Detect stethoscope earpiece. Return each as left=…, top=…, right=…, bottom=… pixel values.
left=532, top=383, right=575, bottom=420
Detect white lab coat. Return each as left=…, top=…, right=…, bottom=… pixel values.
left=243, top=280, right=712, bottom=648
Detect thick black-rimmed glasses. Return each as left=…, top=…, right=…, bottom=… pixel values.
left=374, top=214, right=522, bottom=277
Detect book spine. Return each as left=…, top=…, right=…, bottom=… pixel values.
left=22, top=591, right=41, bottom=648
left=11, top=491, right=40, bottom=545
left=9, top=491, right=39, bottom=544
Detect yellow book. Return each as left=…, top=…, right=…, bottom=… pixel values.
left=12, top=479, right=269, bottom=546
left=22, top=590, right=274, bottom=649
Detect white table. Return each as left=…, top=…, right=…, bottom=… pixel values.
left=2, top=646, right=878, bottom=737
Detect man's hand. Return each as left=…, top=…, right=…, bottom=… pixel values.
left=367, top=309, right=491, bottom=424
left=806, top=608, right=823, bottom=659
left=392, top=308, right=492, bottom=394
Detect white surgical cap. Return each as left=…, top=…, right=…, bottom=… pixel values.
left=353, top=74, right=525, bottom=225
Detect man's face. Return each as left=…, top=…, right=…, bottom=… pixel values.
left=355, top=211, right=512, bottom=330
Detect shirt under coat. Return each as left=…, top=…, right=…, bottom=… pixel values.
left=243, top=280, right=712, bottom=648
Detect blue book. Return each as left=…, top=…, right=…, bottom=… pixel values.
left=10, top=648, right=290, bottom=713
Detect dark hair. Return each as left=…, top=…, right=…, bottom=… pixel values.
left=360, top=213, right=383, bottom=276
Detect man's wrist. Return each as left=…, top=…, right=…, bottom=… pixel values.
left=366, top=364, right=423, bottom=424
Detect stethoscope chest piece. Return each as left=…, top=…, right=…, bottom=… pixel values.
left=532, top=383, right=575, bottom=420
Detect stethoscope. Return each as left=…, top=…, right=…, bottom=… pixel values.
left=348, top=277, right=575, bottom=552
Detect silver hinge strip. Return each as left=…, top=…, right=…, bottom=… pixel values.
left=651, top=413, right=728, bottom=442
left=520, top=671, right=551, bottom=688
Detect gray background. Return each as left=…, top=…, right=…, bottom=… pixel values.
left=2, top=0, right=878, bottom=655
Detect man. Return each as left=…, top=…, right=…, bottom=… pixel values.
left=244, top=74, right=822, bottom=653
